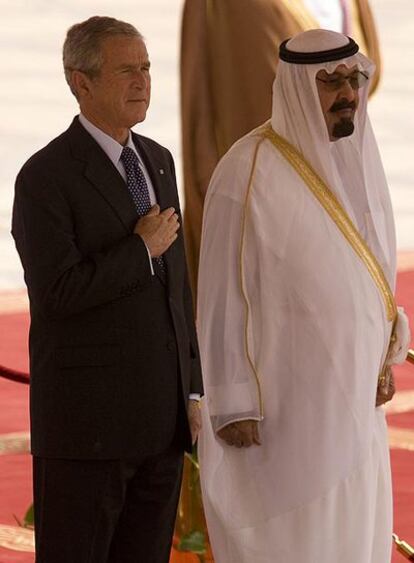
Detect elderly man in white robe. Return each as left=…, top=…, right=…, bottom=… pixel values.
left=197, top=29, right=411, bottom=563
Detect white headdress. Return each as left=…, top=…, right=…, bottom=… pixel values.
left=272, top=29, right=396, bottom=286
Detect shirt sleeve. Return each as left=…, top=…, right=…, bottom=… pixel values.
left=143, top=240, right=155, bottom=276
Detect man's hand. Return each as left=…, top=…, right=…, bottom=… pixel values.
left=217, top=420, right=261, bottom=448
left=187, top=400, right=202, bottom=445
left=134, top=205, right=180, bottom=257
left=376, top=368, right=396, bottom=407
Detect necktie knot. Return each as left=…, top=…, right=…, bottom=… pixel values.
left=120, top=146, right=139, bottom=172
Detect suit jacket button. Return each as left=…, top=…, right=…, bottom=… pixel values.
left=167, top=340, right=176, bottom=351
left=93, top=441, right=101, bottom=452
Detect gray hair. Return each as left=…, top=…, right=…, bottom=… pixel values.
left=63, top=16, right=143, bottom=98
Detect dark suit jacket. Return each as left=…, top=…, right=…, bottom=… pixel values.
left=12, top=117, right=203, bottom=459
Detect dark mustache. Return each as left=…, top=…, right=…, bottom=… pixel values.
left=330, top=100, right=356, bottom=113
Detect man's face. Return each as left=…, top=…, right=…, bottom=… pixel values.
left=316, top=64, right=361, bottom=142
left=79, top=35, right=151, bottom=140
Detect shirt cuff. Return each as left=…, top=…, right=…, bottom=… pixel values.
left=189, top=393, right=201, bottom=401
left=143, top=241, right=154, bottom=276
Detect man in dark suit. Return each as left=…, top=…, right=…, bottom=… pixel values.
left=12, top=15, right=203, bottom=563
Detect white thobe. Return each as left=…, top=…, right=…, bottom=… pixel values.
left=197, top=131, right=393, bottom=563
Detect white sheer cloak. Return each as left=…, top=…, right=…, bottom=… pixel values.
left=198, top=132, right=393, bottom=563
left=197, top=30, right=396, bottom=562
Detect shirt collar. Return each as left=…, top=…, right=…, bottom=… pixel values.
left=78, top=113, right=143, bottom=168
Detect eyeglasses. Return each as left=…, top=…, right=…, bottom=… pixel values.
left=316, top=71, right=369, bottom=92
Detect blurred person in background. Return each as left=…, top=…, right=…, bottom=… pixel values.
left=181, top=0, right=381, bottom=295
left=12, top=15, right=202, bottom=563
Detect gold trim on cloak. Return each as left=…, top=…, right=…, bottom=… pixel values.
left=259, top=123, right=397, bottom=324
left=239, top=138, right=267, bottom=419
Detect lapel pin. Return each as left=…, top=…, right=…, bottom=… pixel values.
left=159, top=168, right=164, bottom=175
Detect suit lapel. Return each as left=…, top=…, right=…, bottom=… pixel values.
left=69, top=118, right=138, bottom=233
left=84, top=152, right=139, bottom=232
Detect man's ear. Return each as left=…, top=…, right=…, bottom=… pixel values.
left=71, top=70, right=93, bottom=100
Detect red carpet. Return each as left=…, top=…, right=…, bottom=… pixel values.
left=0, top=271, right=413, bottom=562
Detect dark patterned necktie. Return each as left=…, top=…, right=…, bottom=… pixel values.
left=120, top=146, right=166, bottom=279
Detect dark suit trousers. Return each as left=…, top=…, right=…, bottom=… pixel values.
left=33, top=426, right=185, bottom=563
